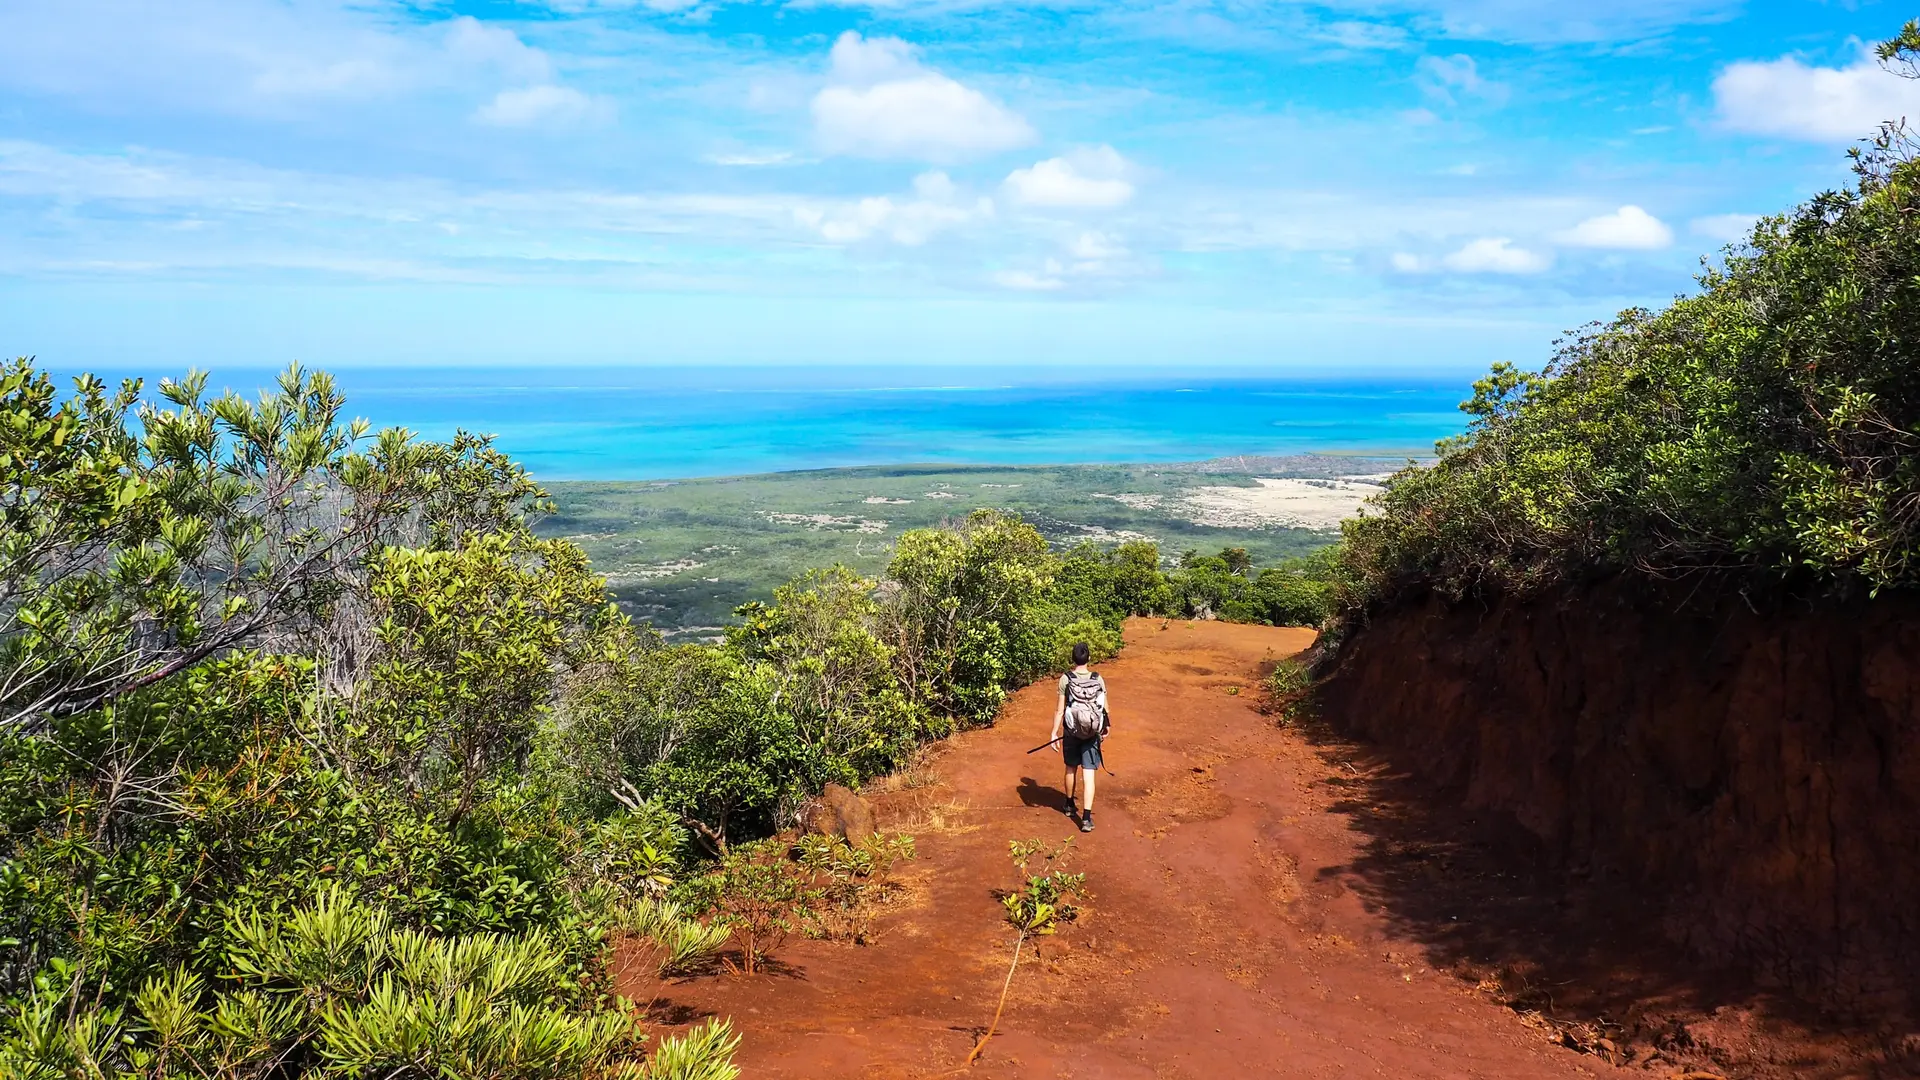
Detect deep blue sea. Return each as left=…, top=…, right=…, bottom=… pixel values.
left=61, top=365, right=1472, bottom=481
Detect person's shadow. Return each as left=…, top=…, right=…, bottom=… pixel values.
left=1016, top=776, right=1070, bottom=812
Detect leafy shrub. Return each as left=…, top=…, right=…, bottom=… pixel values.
left=1001, top=838, right=1086, bottom=935
left=617, top=898, right=730, bottom=977
left=794, top=832, right=917, bottom=943
left=1048, top=617, right=1121, bottom=672
left=0, top=885, right=738, bottom=1079
left=883, top=510, right=1058, bottom=727
left=1339, top=90, right=1920, bottom=608
left=1262, top=658, right=1315, bottom=726
left=686, top=841, right=822, bottom=976
left=967, top=838, right=1087, bottom=1066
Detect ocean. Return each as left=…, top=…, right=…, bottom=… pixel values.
left=61, top=365, right=1472, bottom=481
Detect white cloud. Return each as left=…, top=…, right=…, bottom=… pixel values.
left=793, top=169, right=993, bottom=245
left=1318, top=21, right=1409, bottom=50
left=705, top=150, right=799, bottom=167
left=1555, top=205, right=1672, bottom=250
left=1389, top=251, right=1426, bottom=273
left=1417, top=54, right=1507, bottom=106
left=474, top=85, right=609, bottom=128
left=1691, top=212, right=1760, bottom=243
left=811, top=32, right=1036, bottom=163
left=540, top=0, right=701, bottom=10
left=1003, top=146, right=1134, bottom=209
left=990, top=228, right=1141, bottom=293
left=994, top=265, right=1066, bottom=291
left=444, top=17, right=553, bottom=85
left=1714, top=51, right=1920, bottom=143
left=1441, top=237, right=1549, bottom=274
left=1071, top=231, right=1127, bottom=261
left=1406, top=0, right=1736, bottom=45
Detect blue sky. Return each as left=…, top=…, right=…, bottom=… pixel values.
left=3, top=0, right=1918, bottom=374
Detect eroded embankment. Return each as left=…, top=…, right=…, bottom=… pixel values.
left=1317, top=578, right=1920, bottom=1020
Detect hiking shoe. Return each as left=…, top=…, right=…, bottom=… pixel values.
left=1064, top=804, right=1079, bottom=825
left=1078, top=811, right=1094, bottom=833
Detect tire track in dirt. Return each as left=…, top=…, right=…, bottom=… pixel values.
left=643, top=618, right=1604, bottom=1079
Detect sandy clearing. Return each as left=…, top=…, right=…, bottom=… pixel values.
left=760, top=511, right=889, bottom=534
left=603, top=558, right=705, bottom=582
left=1181, top=476, right=1383, bottom=530
left=1092, top=492, right=1163, bottom=510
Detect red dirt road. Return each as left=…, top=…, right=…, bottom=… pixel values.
left=654, top=619, right=1604, bottom=1078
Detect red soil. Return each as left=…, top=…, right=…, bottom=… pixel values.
left=636, top=619, right=1615, bottom=1078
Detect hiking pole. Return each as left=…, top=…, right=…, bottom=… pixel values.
left=1024, top=737, right=1062, bottom=755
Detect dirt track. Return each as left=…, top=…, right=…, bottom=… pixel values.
left=647, top=619, right=1607, bottom=1078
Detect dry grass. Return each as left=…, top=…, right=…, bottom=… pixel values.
left=867, top=742, right=946, bottom=795
left=887, top=793, right=980, bottom=837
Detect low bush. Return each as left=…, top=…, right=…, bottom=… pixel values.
left=795, top=832, right=917, bottom=944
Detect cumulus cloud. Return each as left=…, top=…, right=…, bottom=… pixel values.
left=793, top=169, right=993, bottom=245
left=1440, top=237, right=1549, bottom=274
left=1003, top=146, right=1134, bottom=208
left=1554, top=205, right=1672, bottom=250
left=811, top=32, right=1036, bottom=163
left=473, top=85, right=609, bottom=128
left=1714, top=51, right=1920, bottom=142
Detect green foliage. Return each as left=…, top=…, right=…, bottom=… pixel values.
left=794, top=832, right=916, bottom=943
left=1162, top=546, right=1337, bottom=626
left=0, top=355, right=1329, bottom=1079
left=0, top=358, right=734, bottom=1079
left=1262, top=658, right=1315, bottom=726
left=1340, top=100, right=1920, bottom=606
left=642, top=1018, right=741, bottom=1080
left=883, top=510, right=1058, bottom=726
left=0, top=886, right=741, bottom=1080
left=687, top=841, right=822, bottom=976
left=1001, top=838, right=1085, bottom=937
left=616, top=899, right=730, bottom=977
left=1047, top=617, right=1121, bottom=673
left=1, top=359, right=543, bottom=733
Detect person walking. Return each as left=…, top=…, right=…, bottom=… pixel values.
left=1051, top=641, right=1109, bottom=833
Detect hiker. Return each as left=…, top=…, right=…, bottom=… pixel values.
left=1051, top=641, right=1109, bottom=833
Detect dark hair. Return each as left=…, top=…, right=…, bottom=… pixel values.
left=1071, top=641, right=1090, bottom=666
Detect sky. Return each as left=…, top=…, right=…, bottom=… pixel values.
left=3, top=0, right=1919, bottom=375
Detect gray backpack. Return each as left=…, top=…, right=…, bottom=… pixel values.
left=1062, top=672, right=1107, bottom=740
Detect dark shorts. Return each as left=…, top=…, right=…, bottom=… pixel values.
left=1063, top=733, right=1103, bottom=770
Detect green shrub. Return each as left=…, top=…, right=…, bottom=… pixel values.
left=0, top=886, right=739, bottom=1079
left=686, top=841, right=822, bottom=976
left=1048, top=617, right=1122, bottom=671
left=1340, top=85, right=1920, bottom=607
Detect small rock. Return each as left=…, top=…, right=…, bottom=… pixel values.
left=800, top=782, right=876, bottom=842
